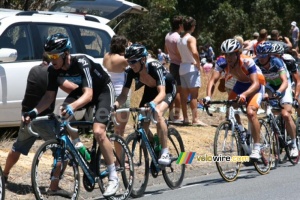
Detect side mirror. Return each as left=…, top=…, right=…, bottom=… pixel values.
left=0, top=48, right=17, bottom=62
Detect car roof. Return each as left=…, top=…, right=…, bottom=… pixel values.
left=50, top=0, right=148, bottom=21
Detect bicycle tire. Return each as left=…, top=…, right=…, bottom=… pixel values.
left=214, top=121, right=241, bottom=182
left=97, top=134, right=134, bottom=200
left=253, top=119, right=272, bottom=175
left=125, top=131, right=149, bottom=198
left=162, top=127, right=185, bottom=189
left=31, top=139, right=80, bottom=200
left=0, top=166, right=5, bottom=200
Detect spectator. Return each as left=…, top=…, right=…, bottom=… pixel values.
left=165, top=15, right=184, bottom=122
left=246, top=32, right=259, bottom=57
left=157, top=48, right=168, bottom=65
left=203, top=43, right=215, bottom=61
left=253, top=29, right=268, bottom=56
left=177, top=16, right=207, bottom=126
left=290, top=21, right=299, bottom=52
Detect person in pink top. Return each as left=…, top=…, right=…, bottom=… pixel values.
left=165, top=15, right=184, bottom=122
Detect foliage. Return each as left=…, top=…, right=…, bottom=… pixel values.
left=1, top=0, right=300, bottom=55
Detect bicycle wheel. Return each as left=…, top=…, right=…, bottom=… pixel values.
left=31, top=139, right=80, bottom=200
left=253, top=119, right=272, bottom=175
left=125, top=131, right=149, bottom=198
left=98, top=134, right=134, bottom=200
left=214, top=121, right=240, bottom=182
left=162, top=127, right=185, bottom=189
left=0, top=166, right=5, bottom=200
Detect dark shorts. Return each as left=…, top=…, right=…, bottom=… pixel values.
left=169, top=63, right=181, bottom=86
left=64, top=82, right=115, bottom=125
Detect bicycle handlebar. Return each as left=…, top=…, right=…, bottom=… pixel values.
left=26, top=114, right=78, bottom=137
left=112, top=107, right=157, bottom=125
left=202, top=99, right=247, bottom=116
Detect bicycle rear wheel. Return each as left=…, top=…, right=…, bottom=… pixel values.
left=0, top=166, right=5, bottom=200
left=97, top=134, right=134, bottom=200
left=162, top=127, right=185, bottom=189
left=31, top=139, right=80, bottom=200
left=214, top=121, right=240, bottom=182
left=125, top=131, right=149, bottom=198
left=253, top=119, right=272, bottom=175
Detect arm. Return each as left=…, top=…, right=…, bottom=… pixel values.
left=69, top=87, right=93, bottom=110
left=242, top=73, right=260, bottom=97
left=152, top=85, right=166, bottom=105
left=277, top=72, right=288, bottom=94
left=293, top=72, right=300, bottom=99
left=187, top=36, right=202, bottom=73
left=115, top=87, right=130, bottom=107
left=59, top=79, right=78, bottom=94
left=206, top=70, right=221, bottom=98
left=283, top=37, right=292, bottom=49
left=35, top=91, right=57, bottom=114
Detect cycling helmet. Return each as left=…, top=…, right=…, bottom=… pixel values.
left=270, top=43, right=284, bottom=55
left=125, top=44, right=148, bottom=59
left=44, top=33, right=72, bottom=53
left=256, top=42, right=273, bottom=54
left=220, top=39, right=241, bottom=53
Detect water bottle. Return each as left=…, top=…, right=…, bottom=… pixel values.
left=153, top=134, right=162, bottom=153
left=75, top=142, right=91, bottom=162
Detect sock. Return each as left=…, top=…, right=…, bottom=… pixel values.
left=292, top=139, right=297, bottom=148
left=107, top=164, right=118, bottom=181
left=72, top=138, right=80, bottom=146
left=254, top=143, right=261, bottom=150
left=161, top=148, right=169, bottom=155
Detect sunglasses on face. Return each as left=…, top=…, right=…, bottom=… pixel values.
left=46, top=52, right=64, bottom=60
left=128, top=58, right=142, bottom=65
left=257, top=54, right=269, bottom=59
left=224, top=52, right=237, bottom=57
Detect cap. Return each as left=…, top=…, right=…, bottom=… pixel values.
left=253, top=32, right=259, bottom=37
left=291, top=21, right=297, bottom=26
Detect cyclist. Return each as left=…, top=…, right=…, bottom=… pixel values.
left=255, top=42, right=299, bottom=157
left=113, top=44, right=176, bottom=165
left=22, top=33, right=119, bottom=197
left=204, top=39, right=266, bottom=160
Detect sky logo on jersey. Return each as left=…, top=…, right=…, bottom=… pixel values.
left=78, top=58, right=88, bottom=66
left=176, top=152, right=196, bottom=164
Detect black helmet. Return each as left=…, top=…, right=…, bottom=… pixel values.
left=44, top=33, right=72, bottom=53
left=125, top=44, right=148, bottom=59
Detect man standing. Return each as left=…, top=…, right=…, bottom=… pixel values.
left=165, top=15, right=183, bottom=122
left=291, top=21, right=299, bottom=52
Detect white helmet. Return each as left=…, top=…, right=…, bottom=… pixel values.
left=220, top=39, right=241, bottom=53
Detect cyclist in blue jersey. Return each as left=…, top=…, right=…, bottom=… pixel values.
left=22, top=33, right=119, bottom=197
left=114, top=44, right=176, bottom=165
left=255, top=42, right=299, bottom=158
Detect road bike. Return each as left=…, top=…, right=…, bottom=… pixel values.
left=122, top=107, right=185, bottom=197
left=0, top=166, right=4, bottom=200
left=203, top=100, right=272, bottom=182
left=28, top=112, right=134, bottom=200
left=261, top=97, right=300, bottom=167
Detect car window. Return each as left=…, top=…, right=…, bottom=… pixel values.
left=79, top=27, right=110, bottom=58
left=0, top=24, right=33, bottom=61
left=36, top=24, right=77, bottom=54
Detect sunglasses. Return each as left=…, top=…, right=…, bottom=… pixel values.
left=128, top=58, right=142, bottom=65
left=46, top=52, right=64, bottom=60
left=257, top=54, right=269, bottom=59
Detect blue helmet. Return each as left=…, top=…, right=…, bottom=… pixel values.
left=125, top=44, right=148, bottom=59
left=256, top=42, right=273, bottom=54
left=44, top=33, right=72, bottom=53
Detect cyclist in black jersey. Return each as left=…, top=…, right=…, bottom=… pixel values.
left=22, top=33, right=119, bottom=197
left=114, top=44, right=176, bottom=165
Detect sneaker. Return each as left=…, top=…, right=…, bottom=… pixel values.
left=290, top=147, right=299, bottom=158
left=103, top=178, right=119, bottom=197
left=250, top=149, right=261, bottom=160
left=46, top=188, right=72, bottom=198
left=158, top=153, right=171, bottom=165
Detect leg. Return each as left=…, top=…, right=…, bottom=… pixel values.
left=3, top=150, right=21, bottom=179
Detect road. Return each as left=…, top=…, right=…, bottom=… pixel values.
left=138, top=163, right=299, bottom=200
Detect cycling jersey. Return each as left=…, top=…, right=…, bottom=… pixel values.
left=255, top=56, right=291, bottom=87
left=124, top=59, right=176, bottom=106
left=215, top=54, right=266, bottom=86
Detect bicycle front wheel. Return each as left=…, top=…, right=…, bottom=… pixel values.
left=214, top=121, right=240, bottom=182
left=0, top=166, right=5, bottom=200
left=253, top=119, right=272, bottom=175
left=31, top=139, right=80, bottom=200
left=162, top=127, right=185, bottom=189
left=97, top=134, right=134, bottom=200
left=125, top=131, right=149, bottom=198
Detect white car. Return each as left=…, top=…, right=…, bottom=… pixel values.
left=0, top=1, right=147, bottom=128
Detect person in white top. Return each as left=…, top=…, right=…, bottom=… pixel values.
left=103, top=35, right=130, bottom=139
left=176, top=16, right=207, bottom=126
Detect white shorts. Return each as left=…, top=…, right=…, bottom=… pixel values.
left=180, top=71, right=201, bottom=89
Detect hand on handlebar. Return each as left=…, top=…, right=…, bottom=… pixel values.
left=237, top=94, right=246, bottom=104
left=22, top=108, right=38, bottom=124
left=146, top=101, right=156, bottom=113
left=273, top=90, right=283, bottom=99
left=202, top=96, right=211, bottom=105
left=60, top=104, right=74, bottom=118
